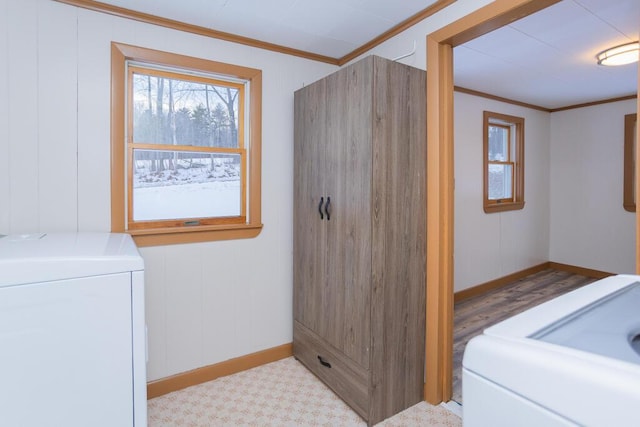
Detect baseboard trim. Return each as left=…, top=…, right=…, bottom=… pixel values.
left=148, top=262, right=612, bottom=398
left=454, top=261, right=613, bottom=304
left=147, top=342, right=293, bottom=399
left=547, top=262, right=613, bottom=280
left=454, top=262, right=550, bottom=304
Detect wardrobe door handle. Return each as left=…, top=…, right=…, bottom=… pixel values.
left=324, top=196, right=331, bottom=221
left=318, top=197, right=324, bottom=220
left=317, top=355, right=332, bottom=368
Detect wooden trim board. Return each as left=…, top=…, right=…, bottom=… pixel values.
left=454, top=263, right=549, bottom=303
left=147, top=343, right=293, bottom=399
left=55, top=0, right=338, bottom=65
left=54, top=0, right=452, bottom=66
left=454, top=86, right=550, bottom=112
left=147, top=261, right=612, bottom=401
left=425, top=0, right=564, bottom=404
left=637, top=73, right=640, bottom=273
left=549, top=94, right=637, bottom=113
left=454, top=262, right=613, bottom=304
left=337, top=0, right=455, bottom=65
left=425, top=34, right=455, bottom=403
left=548, top=262, right=613, bottom=280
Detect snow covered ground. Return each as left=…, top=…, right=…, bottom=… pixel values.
left=132, top=158, right=241, bottom=220
left=133, top=180, right=240, bottom=220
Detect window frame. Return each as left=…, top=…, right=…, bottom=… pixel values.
left=111, top=42, right=262, bottom=246
left=623, top=113, right=638, bottom=212
left=483, top=111, right=525, bottom=213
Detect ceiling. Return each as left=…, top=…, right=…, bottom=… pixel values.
left=92, top=0, right=442, bottom=58
left=83, top=0, right=638, bottom=110
left=455, top=0, right=638, bottom=109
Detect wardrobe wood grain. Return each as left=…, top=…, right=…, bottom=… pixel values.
left=293, top=55, right=426, bottom=426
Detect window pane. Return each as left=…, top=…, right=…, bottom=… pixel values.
left=132, top=72, right=239, bottom=148
left=488, top=125, right=509, bottom=161
left=132, top=149, right=241, bottom=221
left=488, top=163, right=513, bottom=200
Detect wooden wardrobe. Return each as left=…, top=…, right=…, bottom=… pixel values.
left=293, top=55, right=426, bottom=425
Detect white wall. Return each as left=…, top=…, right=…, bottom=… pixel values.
left=340, top=0, right=553, bottom=293
left=6, top=0, right=631, bottom=383
left=345, top=0, right=554, bottom=292
left=0, top=0, right=500, bottom=382
left=452, top=96, right=637, bottom=291
left=453, top=93, right=551, bottom=291
left=0, top=0, right=336, bottom=381
left=358, top=0, right=637, bottom=288
left=344, top=0, right=494, bottom=67
left=549, top=99, right=637, bottom=274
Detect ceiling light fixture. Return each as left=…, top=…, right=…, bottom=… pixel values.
left=597, top=41, right=639, bottom=66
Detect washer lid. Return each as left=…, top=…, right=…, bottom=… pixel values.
left=531, top=281, right=640, bottom=365
left=0, top=232, right=144, bottom=287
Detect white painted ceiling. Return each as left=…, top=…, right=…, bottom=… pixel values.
left=97, top=0, right=440, bottom=58
left=95, top=0, right=638, bottom=109
left=455, top=0, right=639, bottom=109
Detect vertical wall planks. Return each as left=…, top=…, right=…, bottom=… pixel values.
left=7, top=0, right=39, bottom=232
left=77, top=8, right=113, bottom=232
left=201, top=241, right=242, bottom=367
left=138, top=245, right=168, bottom=381
left=164, top=244, right=205, bottom=376
left=37, top=0, right=78, bottom=231
left=0, top=0, right=9, bottom=233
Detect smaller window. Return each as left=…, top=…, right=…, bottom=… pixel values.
left=483, top=111, right=524, bottom=213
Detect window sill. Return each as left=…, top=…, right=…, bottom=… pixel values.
left=128, top=223, right=263, bottom=247
left=483, top=201, right=525, bottom=214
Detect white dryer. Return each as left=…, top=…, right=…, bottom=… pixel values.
left=463, top=274, right=640, bottom=427
left=0, top=232, right=146, bottom=427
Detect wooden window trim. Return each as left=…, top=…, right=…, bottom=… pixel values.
left=111, top=42, right=262, bottom=247
left=624, top=113, right=637, bottom=212
left=483, top=110, right=525, bottom=213
left=126, top=65, right=247, bottom=230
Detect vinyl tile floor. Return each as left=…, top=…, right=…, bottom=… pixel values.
left=148, top=357, right=462, bottom=426
left=452, top=268, right=598, bottom=403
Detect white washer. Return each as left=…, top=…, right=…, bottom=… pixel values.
left=0, top=232, right=146, bottom=427
left=463, top=274, right=640, bottom=427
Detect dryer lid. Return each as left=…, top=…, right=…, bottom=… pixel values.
left=0, top=233, right=144, bottom=286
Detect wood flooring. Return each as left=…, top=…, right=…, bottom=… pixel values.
left=452, top=268, right=599, bottom=403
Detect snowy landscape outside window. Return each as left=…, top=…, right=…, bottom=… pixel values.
left=483, top=111, right=524, bottom=213
left=128, top=66, right=246, bottom=227
left=110, top=43, right=262, bottom=246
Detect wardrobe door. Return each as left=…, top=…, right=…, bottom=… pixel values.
left=293, top=78, right=328, bottom=333
left=321, top=59, right=373, bottom=369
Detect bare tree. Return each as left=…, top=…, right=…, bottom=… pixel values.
left=211, top=86, right=238, bottom=147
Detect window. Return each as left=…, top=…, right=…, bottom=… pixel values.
left=623, top=113, right=637, bottom=212
left=483, top=111, right=524, bottom=213
left=111, top=43, right=262, bottom=246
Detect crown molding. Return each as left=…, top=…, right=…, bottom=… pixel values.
left=55, top=0, right=454, bottom=66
